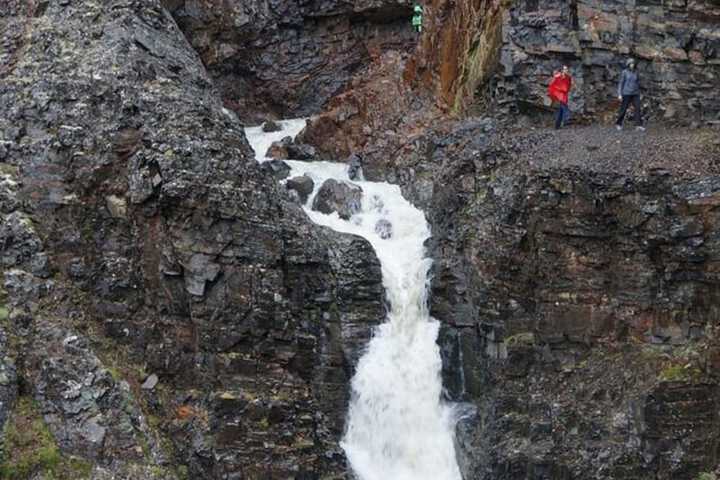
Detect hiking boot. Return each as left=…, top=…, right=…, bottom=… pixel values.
left=615, top=125, right=622, bottom=131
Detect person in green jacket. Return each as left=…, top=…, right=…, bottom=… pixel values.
left=412, top=4, right=423, bottom=33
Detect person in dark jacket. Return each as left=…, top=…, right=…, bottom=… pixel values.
left=548, top=65, right=572, bottom=130
left=615, top=59, right=645, bottom=131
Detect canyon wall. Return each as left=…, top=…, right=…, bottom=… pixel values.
left=496, top=0, right=720, bottom=123
left=164, top=0, right=417, bottom=122
left=0, top=1, right=384, bottom=477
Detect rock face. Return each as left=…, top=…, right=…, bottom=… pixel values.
left=0, top=0, right=385, bottom=477
left=497, top=0, right=720, bottom=123
left=312, top=179, right=363, bottom=219
left=164, top=0, right=417, bottom=121
left=415, top=122, right=720, bottom=480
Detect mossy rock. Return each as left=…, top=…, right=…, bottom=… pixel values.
left=504, top=332, right=536, bottom=347
left=0, top=397, right=92, bottom=479
left=658, top=363, right=703, bottom=383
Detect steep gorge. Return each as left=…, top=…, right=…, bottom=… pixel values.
left=1, top=0, right=720, bottom=479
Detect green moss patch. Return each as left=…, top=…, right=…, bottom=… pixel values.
left=658, top=362, right=703, bottom=383
left=504, top=332, right=536, bottom=347
left=0, top=397, right=92, bottom=479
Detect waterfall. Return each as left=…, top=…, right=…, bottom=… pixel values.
left=245, top=119, right=462, bottom=480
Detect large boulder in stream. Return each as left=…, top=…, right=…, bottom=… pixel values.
left=287, top=142, right=317, bottom=161
left=260, top=159, right=291, bottom=179
left=266, top=137, right=318, bottom=161
left=312, top=179, right=363, bottom=219
left=266, top=136, right=293, bottom=160
left=286, top=175, right=315, bottom=204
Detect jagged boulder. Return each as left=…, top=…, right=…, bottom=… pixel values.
left=261, top=159, right=291, bottom=180
left=287, top=142, right=317, bottom=161
left=312, top=179, right=363, bottom=219
left=286, top=175, right=315, bottom=204
left=266, top=136, right=293, bottom=160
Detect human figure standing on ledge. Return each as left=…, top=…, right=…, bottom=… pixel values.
left=616, top=58, right=645, bottom=131
left=412, top=4, right=423, bottom=33
left=548, top=65, right=573, bottom=130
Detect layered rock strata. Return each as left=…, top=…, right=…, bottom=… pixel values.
left=164, top=0, right=417, bottom=122
left=497, top=0, right=720, bottom=123
left=0, top=0, right=384, bottom=477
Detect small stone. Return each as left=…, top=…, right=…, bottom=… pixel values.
left=106, top=195, right=127, bottom=219
left=375, top=219, right=393, bottom=239
left=262, top=120, right=282, bottom=133
left=141, top=373, right=159, bottom=390
left=347, top=153, right=363, bottom=180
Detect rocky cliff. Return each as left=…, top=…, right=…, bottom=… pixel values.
left=0, top=0, right=385, bottom=478
left=2, top=0, right=720, bottom=478
left=293, top=0, right=720, bottom=479
left=496, top=0, right=720, bottom=124
left=163, top=0, right=417, bottom=122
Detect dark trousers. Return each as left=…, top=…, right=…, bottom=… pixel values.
left=555, top=103, right=570, bottom=129
left=616, top=94, right=643, bottom=126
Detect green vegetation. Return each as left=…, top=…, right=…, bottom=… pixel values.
left=697, top=473, right=717, bottom=480
left=0, top=397, right=92, bottom=479
left=504, top=332, right=536, bottom=347
left=658, top=362, right=703, bottom=383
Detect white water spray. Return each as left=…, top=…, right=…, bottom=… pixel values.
left=245, top=119, right=462, bottom=480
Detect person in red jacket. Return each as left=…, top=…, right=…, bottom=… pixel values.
left=548, top=65, right=573, bottom=129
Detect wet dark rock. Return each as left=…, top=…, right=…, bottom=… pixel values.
left=312, top=179, right=363, bottom=220
left=165, top=0, right=417, bottom=120
left=286, top=175, right=315, bottom=204
left=266, top=136, right=293, bottom=160
left=347, top=153, right=364, bottom=180
left=260, top=158, right=291, bottom=180
left=389, top=120, right=720, bottom=480
left=374, top=219, right=392, bottom=239
left=0, top=0, right=385, bottom=477
left=261, top=120, right=282, bottom=133
left=287, top=142, right=317, bottom=161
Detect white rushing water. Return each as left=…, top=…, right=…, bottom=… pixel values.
left=245, top=119, right=462, bottom=480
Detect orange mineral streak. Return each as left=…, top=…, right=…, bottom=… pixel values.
left=406, top=0, right=504, bottom=111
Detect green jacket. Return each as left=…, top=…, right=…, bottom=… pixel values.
left=412, top=5, right=423, bottom=25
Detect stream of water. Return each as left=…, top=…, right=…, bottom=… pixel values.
left=245, top=119, right=462, bottom=480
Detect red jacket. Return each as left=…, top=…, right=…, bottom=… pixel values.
left=548, top=73, right=572, bottom=104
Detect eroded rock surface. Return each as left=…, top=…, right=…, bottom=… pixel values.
left=497, top=0, right=720, bottom=123
left=417, top=122, right=720, bottom=480
left=164, top=0, right=417, bottom=121
left=0, top=0, right=385, bottom=477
